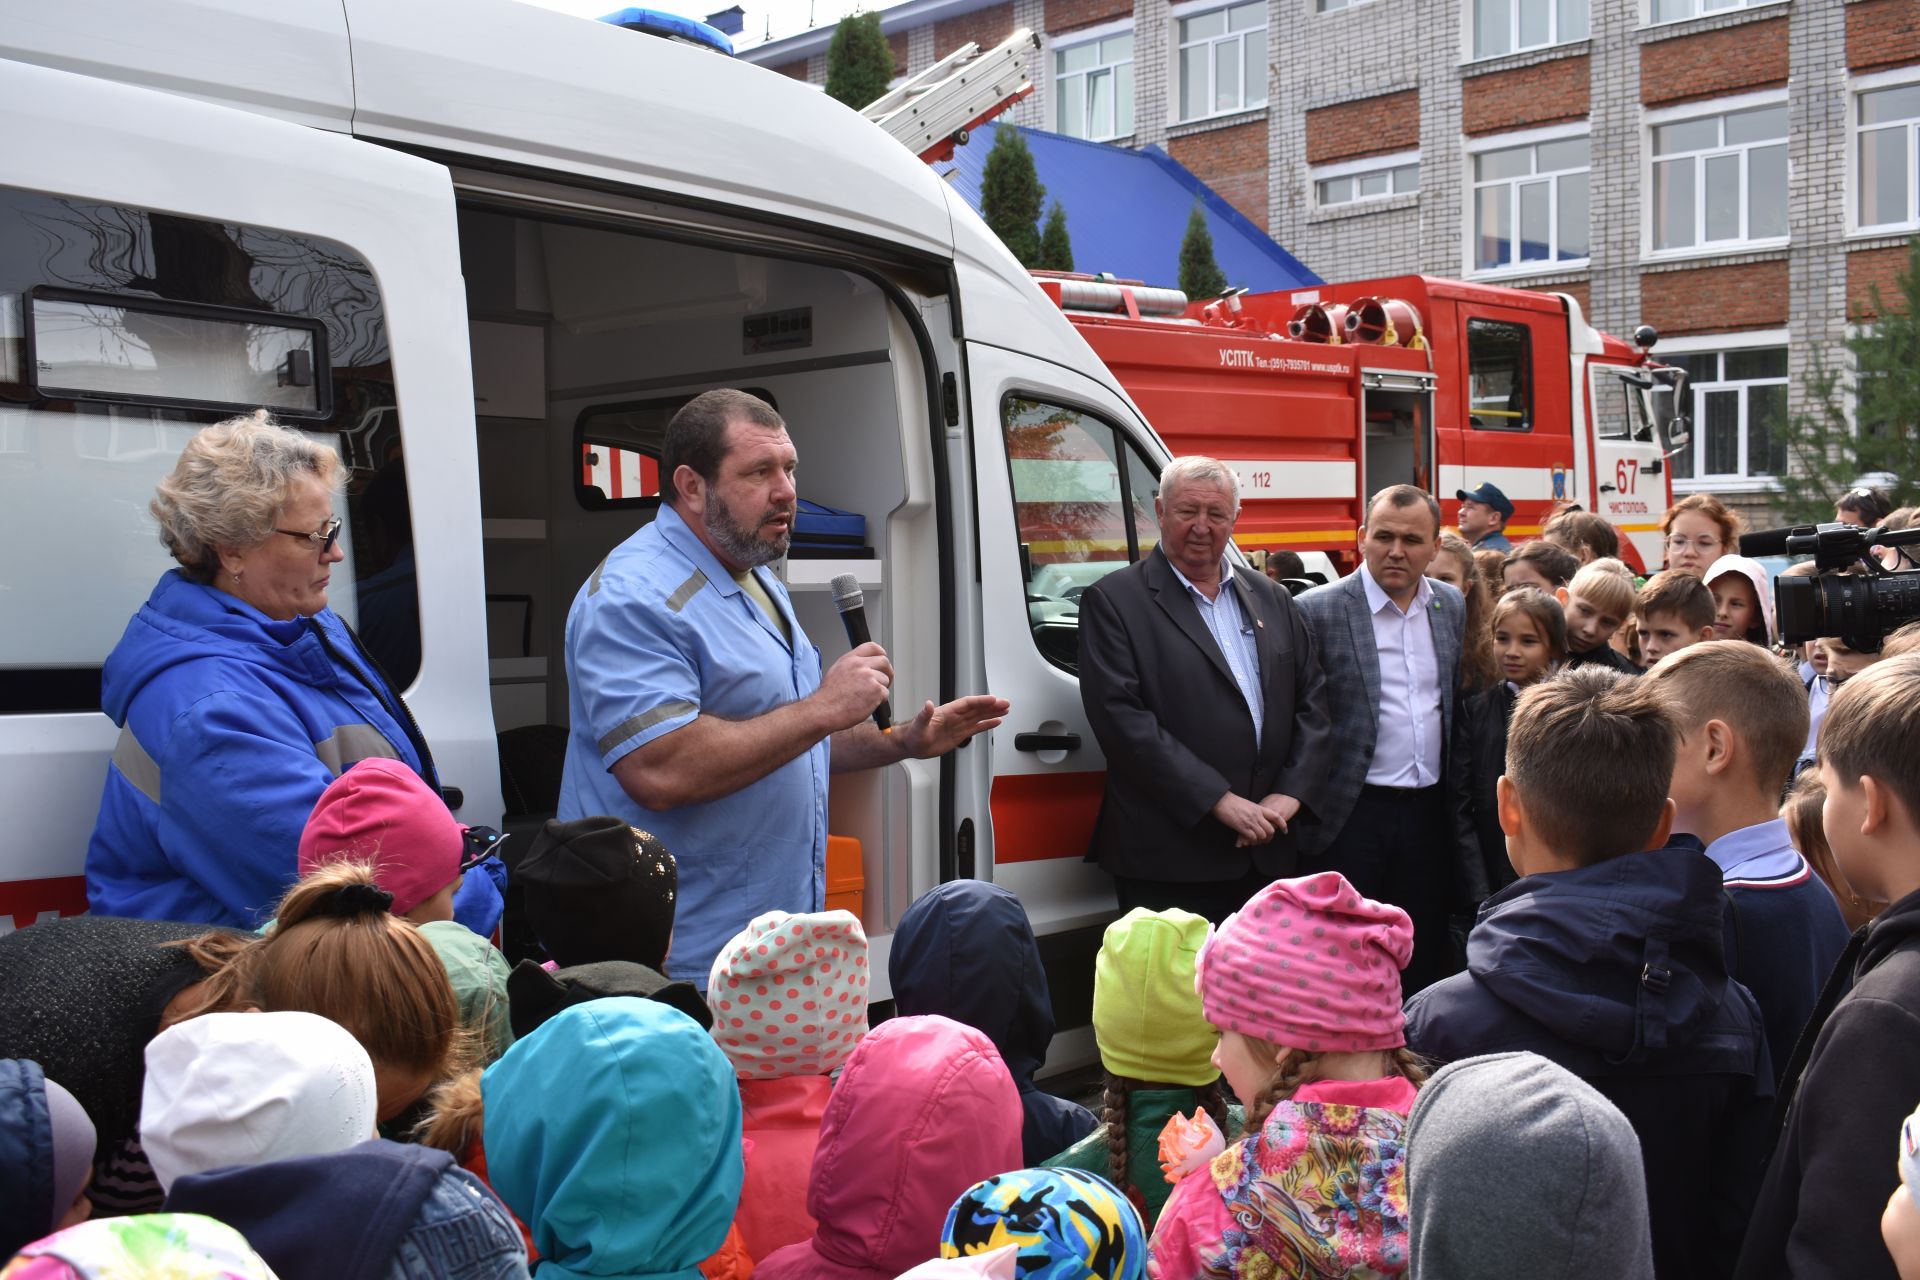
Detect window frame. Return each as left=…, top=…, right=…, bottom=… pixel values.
left=1052, top=20, right=1136, bottom=142
left=1466, top=0, right=1590, bottom=62
left=1849, top=68, right=1920, bottom=236
left=1656, top=329, right=1791, bottom=493
left=1465, top=122, right=1593, bottom=277
left=998, top=391, right=1161, bottom=675
left=1311, top=150, right=1422, bottom=211
left=1466, top=317, right=1536, bottom=433
left=572, top=388, right=779, bottom=512
left=1642, top=0, right=1786, bottom=28
left=1172, top=0, right=1270, bottom=124
left=1643, top=90, right=1790, bottom=259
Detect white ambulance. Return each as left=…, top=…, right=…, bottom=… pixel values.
left=0, top=0, right=1244, bottom=1045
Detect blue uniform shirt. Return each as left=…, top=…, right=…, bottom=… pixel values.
left=558, top=505, right=829, bottom=988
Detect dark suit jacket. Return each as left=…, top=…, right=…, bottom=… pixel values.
left=1293, top=569, right=1488, bottom=905
left=1077, top=547, right=1332, bottom=882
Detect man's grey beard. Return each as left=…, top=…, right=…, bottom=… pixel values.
left=706, top=497, right=791, bottom=568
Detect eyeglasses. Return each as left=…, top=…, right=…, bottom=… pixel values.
left=275, top=516, right=343, bottom=556
left=1665, top=535, right=1723, bottom=552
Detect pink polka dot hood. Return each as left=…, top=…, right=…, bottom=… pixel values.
left=708, top=910, right=869, bottom=1080
left=1195, top=872, right=1414, bottom=1053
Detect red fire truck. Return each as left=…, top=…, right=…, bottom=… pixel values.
left=1036, top=272, right=1689, bottom=573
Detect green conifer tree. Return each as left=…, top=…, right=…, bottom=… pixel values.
left=1038, top=201, right=1074, bottom=272
left=981, top=127, right=1046, bottom=268
left=1774, top=235, right=1920, bottom=522
left=1178, top=203, right=1228, bottom=299
left=826, top=11, right=893, bottom=111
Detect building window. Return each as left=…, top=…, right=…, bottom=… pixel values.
left=1651, top=101, right=1788, bottom=252
left=1857, top=80, right=1920, bottom=232
left=1471, top=133, right=1590, bottom=272
left=1314, top=153, right=1421, bottom=208
left=1471, top=0, right=1588, bottom=59
left=1649, top=0, right=1776, bottom=24
left=1318, top=0, right=1376, bottom=10
left=1055, top=31, right=1135, bottom=141
left=1662, top=345, right=1789, bottom=484
left=1177, top=1, right=1267, bottom=123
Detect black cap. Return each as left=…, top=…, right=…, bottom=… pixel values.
left=507, top=959, right=712, bottom=1040
left=1456, top=482, right=1515, bottom=521
left=511, top=816, right=676, bottom=970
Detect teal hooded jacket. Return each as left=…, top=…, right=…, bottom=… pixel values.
left=482, top=997, right=744, bottom=1280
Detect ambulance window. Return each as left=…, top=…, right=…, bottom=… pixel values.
left=574, top=389, right=777, bottom=510
left=0, top=190, right=415, bottom=713
left=1002, top=396, right=1155, bottom=674
left=1468, top=318, right=1533, bottom=432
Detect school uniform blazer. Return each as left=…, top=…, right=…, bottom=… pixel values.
left=1078, top=547, right=1332, bottom=883
left=1292, top=571, right=1486, bottom=903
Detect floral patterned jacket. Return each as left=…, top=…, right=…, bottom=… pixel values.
left=1146, top=1076, right=1418, bottom=1280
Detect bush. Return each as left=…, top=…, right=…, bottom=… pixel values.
left=826, top=12, right=892, bottom=111
left=982, top=127, right=1046, bottom=267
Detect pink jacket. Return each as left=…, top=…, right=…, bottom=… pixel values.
left=755, top=1016, right=1024, bottom=1280
left=1148, top=1076, right=1418, bottom=1280
left=734, top=1075, right=835, bottom=1261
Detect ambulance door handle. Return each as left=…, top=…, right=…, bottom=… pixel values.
left=1014, top=732, right=1081, bottom=752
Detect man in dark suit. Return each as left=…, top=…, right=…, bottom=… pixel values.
left=1078, top=456, right=1332, bottom=922
left=1295, top=484, right=1485, bottom=993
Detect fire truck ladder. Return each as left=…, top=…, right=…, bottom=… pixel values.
left=860, top=28, right=1041, bottom=164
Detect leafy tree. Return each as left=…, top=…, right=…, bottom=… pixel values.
left=1178, top=203, right=1227, bottom=299
left=1774, top=235, right=1920, bottom=523
left=826, top=11, right=892, bottom=111
left=981, top=127, right=1046, bottom=267
left=1038, top=201, right=1074, bottom=272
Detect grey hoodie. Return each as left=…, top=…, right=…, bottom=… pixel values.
left=1406, top=1053, right=1655, bottom=1280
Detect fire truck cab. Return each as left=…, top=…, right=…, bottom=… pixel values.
left=1041, top=273, right=1685, bottom=573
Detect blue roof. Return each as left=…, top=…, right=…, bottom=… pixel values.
left=937, top=122, right=1319, bottom=293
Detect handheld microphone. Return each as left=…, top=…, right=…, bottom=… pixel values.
left=830, top=573, right=891, bottom=732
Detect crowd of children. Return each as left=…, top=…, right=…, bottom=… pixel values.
left=9, top=483, right=1920, bottom=1280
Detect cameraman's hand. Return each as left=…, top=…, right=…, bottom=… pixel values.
left=815, top=643, right=893, bottom=732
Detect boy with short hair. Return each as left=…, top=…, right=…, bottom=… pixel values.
left=1405, top=667, right=1770, bottom=1280
left=1635, top=570, right=1717, bottom=668
left=1644, top=643, right=1851, bottom=1078
left=1557, top=560, right=1640, bottom=673
left=1735, top=655, right=1920, bottom=1280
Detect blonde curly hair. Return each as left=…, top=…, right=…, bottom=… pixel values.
left=150, top=409, right=342, bottom=581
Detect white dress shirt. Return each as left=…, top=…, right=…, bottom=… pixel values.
left=1359, top=563, right=1443, bottom=788
left=1166, top=555, right=1265, bottom=750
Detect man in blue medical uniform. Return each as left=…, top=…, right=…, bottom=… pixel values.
left=558, top=388, right=1008, bottom=987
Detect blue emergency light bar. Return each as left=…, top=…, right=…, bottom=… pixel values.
left=598, top=7, right=735, bottom=54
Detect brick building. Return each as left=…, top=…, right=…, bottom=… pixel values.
left=742, top=0, right=1920, bottom=519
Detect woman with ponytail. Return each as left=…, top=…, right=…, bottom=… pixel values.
left=0, top=862, right=461, bottom=1215
left=1043, top=908, right=1241, bottom=1226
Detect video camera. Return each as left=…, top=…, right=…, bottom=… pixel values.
left=1775, top=522, right=1920, bottom=652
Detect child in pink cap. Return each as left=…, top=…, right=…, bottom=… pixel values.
left=708, top=909, right=869, bottom=1263
left=298, top=758, right=469, bottom=925
left=1147, top=872, right=1424, bottom=1279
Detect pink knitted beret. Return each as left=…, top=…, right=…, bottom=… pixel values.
left=708, top=910, right=869, bottom=1079
left=1195, top=872, right=1414, bottom=1053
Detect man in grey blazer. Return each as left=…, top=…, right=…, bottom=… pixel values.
left=1079, top=457, right=1332, bottom=922
left=1295, top=484, right=1486, bottom=993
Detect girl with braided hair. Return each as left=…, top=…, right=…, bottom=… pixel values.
left=1043, top=909, right=1241, bottom=1226
left=1146, top=874, right=1426, bottom=1279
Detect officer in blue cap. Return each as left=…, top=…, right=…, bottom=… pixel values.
left=1455, top=482, right=1515, bottom=552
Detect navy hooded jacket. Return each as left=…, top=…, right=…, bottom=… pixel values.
left=888, top=880, right=1098, bottom=1165
left=165, top=1138, right=527, bottom=1280
left=1404, top=844, right=1773, bottom=1280
left=1, top=1060, right=60, bottom=1258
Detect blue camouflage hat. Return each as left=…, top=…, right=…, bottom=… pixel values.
left=940, top=1167, right=1146, bottom=1280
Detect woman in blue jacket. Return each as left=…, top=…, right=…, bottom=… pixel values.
left=85, top=412, right=461, bottom=928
